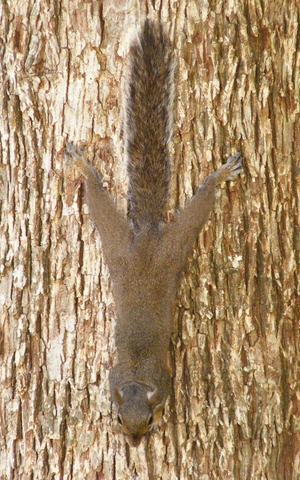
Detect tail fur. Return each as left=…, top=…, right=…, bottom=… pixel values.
left=125, top=19, right=174, bottom=231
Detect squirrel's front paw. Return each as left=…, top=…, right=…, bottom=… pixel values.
left=217, top=152, right=242, bottom=183
left=64, top=141, right=89, bottom=178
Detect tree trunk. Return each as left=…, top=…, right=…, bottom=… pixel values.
left=0, top=1, right=299, bottom=479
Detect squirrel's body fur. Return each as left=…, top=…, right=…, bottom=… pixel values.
left=65, top=19, right=242, bottom=447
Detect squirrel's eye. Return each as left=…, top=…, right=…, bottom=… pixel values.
left=148, top=415, right=153, bottom=426
left=117, top=415, right=123, bottom=425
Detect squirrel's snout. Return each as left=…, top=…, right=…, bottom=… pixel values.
left=129, top=434, right=142, bottom=447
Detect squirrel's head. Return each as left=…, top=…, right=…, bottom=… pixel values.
left=113, top=383, right=164, bottom=447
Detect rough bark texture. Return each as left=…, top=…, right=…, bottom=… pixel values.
left=0, top=0, right=299, bottom=479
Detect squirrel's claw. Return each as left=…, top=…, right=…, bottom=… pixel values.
left=64, top=141, right=89, bottom=178
left=65, top=141, right=85, bottom=156
left=216, top=152, right=243, bottom=183
left=225, top=152, right=242, bottom=178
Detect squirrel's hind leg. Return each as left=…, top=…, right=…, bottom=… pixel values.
left=160, top=153, right=243, bottom=273
left=64, top=141, right=132, bottom=274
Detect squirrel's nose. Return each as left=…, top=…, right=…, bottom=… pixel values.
left=130, top=434, right=142, bottom=447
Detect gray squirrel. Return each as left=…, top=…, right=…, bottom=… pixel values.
left=65, top=19, right=242, bottom=447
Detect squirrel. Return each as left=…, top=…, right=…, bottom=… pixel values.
left=65, top=19, right=242, bottom=447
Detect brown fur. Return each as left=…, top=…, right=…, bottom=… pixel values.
left=64, top=19, right=242, bottom=447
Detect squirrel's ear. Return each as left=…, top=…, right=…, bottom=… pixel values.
left=147, top=389, right=158, bottom=404
left=114, top=387, right=124, bottom=405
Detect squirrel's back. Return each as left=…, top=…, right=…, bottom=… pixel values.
left=124, top=20, right=175, bottom=231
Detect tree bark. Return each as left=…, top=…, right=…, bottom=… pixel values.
left=0, top=1, right=299, bottom=479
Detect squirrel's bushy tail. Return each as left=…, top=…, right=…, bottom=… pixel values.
left=125, top=19, right=174, bottom=231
